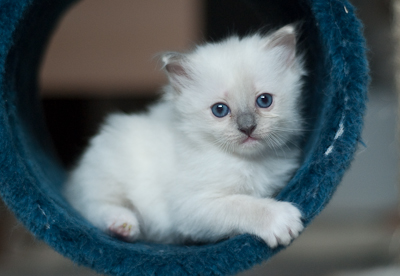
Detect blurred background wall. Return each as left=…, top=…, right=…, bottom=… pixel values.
left=0, top=1, right=399, bottom=275
left=39, top=0, right=203, bottom=97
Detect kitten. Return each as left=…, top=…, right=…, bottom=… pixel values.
left=64, top=24, right=305, bottom=248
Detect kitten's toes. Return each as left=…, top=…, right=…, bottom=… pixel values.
left=261, top=201, right=303, bottom=248
left=107, top=214, right=140, bottom=242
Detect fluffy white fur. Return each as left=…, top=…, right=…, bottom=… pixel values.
left=64, top=25, right=305, bottom=248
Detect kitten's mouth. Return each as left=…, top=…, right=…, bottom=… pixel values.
left=242, top=136, right=258, bottom=144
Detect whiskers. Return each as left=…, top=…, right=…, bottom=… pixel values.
left=211, top=135, right=238, bottom=154
left=259, top=125, right=304, bottom=158
left=207, top=122, right=305, bottom=158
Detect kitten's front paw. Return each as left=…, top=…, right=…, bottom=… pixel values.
left=106, top=213, right=141, bottom=242
left=259, top=201, right=303, bottom=248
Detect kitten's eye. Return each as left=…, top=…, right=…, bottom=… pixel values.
left=256, top=93, right=273, bottom=108
left=211, top=103, right=230, bottom=118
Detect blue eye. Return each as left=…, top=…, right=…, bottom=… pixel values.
left=256, top=93, right=273, bottom=108
left=211, top=103, right=230, bottom=118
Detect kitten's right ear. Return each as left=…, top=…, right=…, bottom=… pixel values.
left=161, top=52, right=191, bottom=91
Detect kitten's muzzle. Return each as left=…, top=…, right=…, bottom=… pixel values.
left=237, top=113, right=257, bottom=136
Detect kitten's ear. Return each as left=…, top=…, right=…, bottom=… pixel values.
left=263, top=25, right=297, bottom=68
left=161, top=52, right=191, bottom=91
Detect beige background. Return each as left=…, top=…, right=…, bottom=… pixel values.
left=40, top=0, right=203, bottom=97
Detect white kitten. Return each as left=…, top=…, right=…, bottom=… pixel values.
left=64, top=25, right=305, bottom=248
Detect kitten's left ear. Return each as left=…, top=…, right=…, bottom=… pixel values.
left=161, top=52, right=191, bottom=91
left=263, top=25, right=297, bottom=68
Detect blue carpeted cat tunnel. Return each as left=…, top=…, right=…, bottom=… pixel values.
left=0, top=0, right=369, bottom=275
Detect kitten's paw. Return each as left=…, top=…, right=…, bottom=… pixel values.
left=259, top=201, right=303, bottom=248
left=106, top=213, right=140, bottom=242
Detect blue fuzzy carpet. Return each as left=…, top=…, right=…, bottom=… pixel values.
left=0, top=0, right=369, bottom=275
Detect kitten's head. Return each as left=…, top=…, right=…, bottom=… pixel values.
left=161, top=25, right=305, bottom=157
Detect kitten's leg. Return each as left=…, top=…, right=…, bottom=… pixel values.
left=176, top=195, right=303, bottom=248
left=82, top=202, right=141, bottom=241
